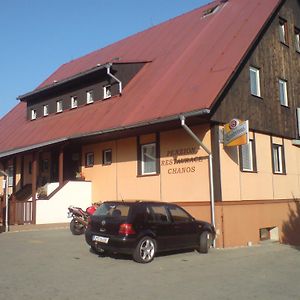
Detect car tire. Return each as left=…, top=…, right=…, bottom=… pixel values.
left=70, top=219, right=85, bottom=235
left=133, top=236, right=156, bottom=263
left=198, top=231, right=211, bottom=254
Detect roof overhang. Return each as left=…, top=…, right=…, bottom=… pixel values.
left=0, top=109, right=210, bottom=159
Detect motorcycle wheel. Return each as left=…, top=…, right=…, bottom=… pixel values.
left=70, top=219, right=85, bottom=235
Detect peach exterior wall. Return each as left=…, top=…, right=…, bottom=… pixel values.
left=220, top=130, right=300, bottom=201
left=81, top=125, right=211, bottom=203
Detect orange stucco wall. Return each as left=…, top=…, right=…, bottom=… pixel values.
left=82, top=125, right=211, bottom=203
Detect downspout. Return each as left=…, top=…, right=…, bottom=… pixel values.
left=179, top=115, right=216, bottom=247
left=106, top=63, right=122, bottom=94
left=0, top=170, right=9, bottom=232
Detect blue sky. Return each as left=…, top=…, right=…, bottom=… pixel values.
left=0, top=0, right=209, bottom=118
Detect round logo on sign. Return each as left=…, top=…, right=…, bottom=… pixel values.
left=229, top=118, right=240, bottom=129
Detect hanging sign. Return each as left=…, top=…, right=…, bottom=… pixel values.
left=223, top=119, right=249, bottom=147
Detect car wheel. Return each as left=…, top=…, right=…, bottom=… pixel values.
left=198, top=231, right=211, bottom=254
left=133, top=236, right=156, bottom=263
left=70, top=219, right=85, bottom=235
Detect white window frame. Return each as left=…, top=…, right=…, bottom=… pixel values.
left=141, top=143, right=157, bottom=175
left=279, top=79, right=288, bottom=106
left=56, top=100, right=63, bottom=113
left=295, top=28, right=300, bottom=52
left=272, top=144, right=284, bottom=174
left=31, top=109, right=37, bottom=120
left=86, top=90, right=94, bottom=104
left=279, top=19, right=287, bottom=44
left=85, top=152, right=94, bottom=167
left=103, top=85, right=112, bottom=99
left=71, top=96, right=78, bottom=109
left=43, top=104, right=49, bottom=116
left=241, top=140, right=254, bottom=172
left=249, top=67, right=261, bottom=97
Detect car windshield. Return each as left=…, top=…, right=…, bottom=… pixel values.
left=94, top=203, right=130, bottom=219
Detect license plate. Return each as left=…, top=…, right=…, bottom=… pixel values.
left=92, top=235, right=109, bottom=244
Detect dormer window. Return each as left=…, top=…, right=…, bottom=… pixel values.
left=87, top=90, right=94, bottom=104
left=43, top=104, right=49, bottom=116
left=71, top=96, right=78, bottom=108
left=103, top=85, right=112, bottom=99
left=31, top=109, right=37, bottom=120
left=56, top=100, right=63, bottom=113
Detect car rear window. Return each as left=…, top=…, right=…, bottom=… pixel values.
left=94, top=203, right=130, bottom=219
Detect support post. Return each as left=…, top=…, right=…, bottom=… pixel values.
left=59, top=147, right=64, bottom=186
left=32, top=152, right=37, bottom=224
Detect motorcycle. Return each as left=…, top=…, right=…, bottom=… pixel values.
left=68, top=204, right=98, bottom=235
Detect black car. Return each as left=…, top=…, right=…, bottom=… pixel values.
left=85, top=201, right=215, bottom=263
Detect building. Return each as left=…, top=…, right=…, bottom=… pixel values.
left=0, top=0, right=300, bottom=247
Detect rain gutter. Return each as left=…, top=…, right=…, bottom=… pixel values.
left=179, top=115, right=216, bottom=247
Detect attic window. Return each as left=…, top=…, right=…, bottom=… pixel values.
left=279, top=18, right=288, bottom=45
left=56, top=100, right=63, bottom=113
left=103, top=85, right=112, bottom=99
left=87, top=90, right=94, bottom=104
left=203, top=5, right=220, bottom=17
left=31, top=109, right=37, bottom=120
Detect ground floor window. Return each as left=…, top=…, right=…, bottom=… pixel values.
left=239, top=139, right=256, bottom=172
left=85, top=152, right=94, bottom=167
left=7, top=165, right=14, bottom=187
left=141, top=143, right=157, bottom=175
left=272, top=143, right=285, bottom=174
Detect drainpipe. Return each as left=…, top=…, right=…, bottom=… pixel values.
left=105, top=63, right=122, bottom=94
left=180, top=115, right=216, bottom=247
left=0, top=170, right=9, bottom=232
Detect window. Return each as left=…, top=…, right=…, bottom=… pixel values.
left=249, top=67, right=261, bottom=97
left=141, top=143, right=157, bottom=175
left=279, top=18, right=288, bottom=44
left=148, top=205, right=169, bottom=223
left=295, top=28, right=300, bottom=52
left=102, top=149, right=112, bottom=165
left=103, top=85, right=112, bottom=99
left=87, top=90, right=94, bottom=104
left=279, top=79, right=288, bottom=106
left=168, top=205, right=191, bottom=222
left=239, top=139, right=256, bottom=172
left=272, top=144, right=285, bottom=174
left=31, top=109, right=37, bottom=120
left=85, top=152, right=94, bottom=167
left=7, top=166, right=13, bottom=187
left=43, top=104, right=49, bottom=116
left=56, top=100, right=63, bottom=112
left=297, top=108, right=300, bottom=137
left=71, top=96, right=78, bottom=108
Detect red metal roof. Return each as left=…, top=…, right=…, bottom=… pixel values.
left=0, top=0, right=281, bottom=157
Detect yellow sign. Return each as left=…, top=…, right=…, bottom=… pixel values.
left=223, top=119, right=249, bottom=147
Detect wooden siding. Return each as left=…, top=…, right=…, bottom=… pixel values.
left=25, top=63, right=145, bottom=120
left=211, top=0, right=300, bottom=139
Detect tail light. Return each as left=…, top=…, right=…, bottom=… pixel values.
left=119, top=223, right=136, bottom=235
left=87, top=217, right=92, bottom=229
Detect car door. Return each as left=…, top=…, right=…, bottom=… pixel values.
left=167, top=204, right=199, bottom=249
left=145, top=204, right=175, bottom=251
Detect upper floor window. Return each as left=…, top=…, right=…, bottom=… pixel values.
left=87, top=90, right=94, bottom=104
left=85, top=152, right=94, bottom=167
left=103, top=85, right=112, bottom=99
left=297, top=108, right=300, bottom=137
left=102, top=149, right=112, bottom=165
left=31, top=109, right=37, bottom=120
left=239, top=139, right=256, bottom=172
left=56, top=100, right=63, bottom=113
left=7, top=165, right=14, bottom=187
left=278, top=79, right=288, bottom=106
left=249, top=67, right=261, bottom=97
left=141, top=143, right=157, bottom=175
left=279, top=18, right=288, bottom=44
left=272, top=143, right=285, bottom=174
left=43, top=104, right=49, bottom=116
left=295, top=28, right=300, bottom=52
left=71, top=96, right=78, bottom=109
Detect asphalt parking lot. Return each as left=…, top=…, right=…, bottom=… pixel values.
left=0, top=228, right=299, bottom=300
